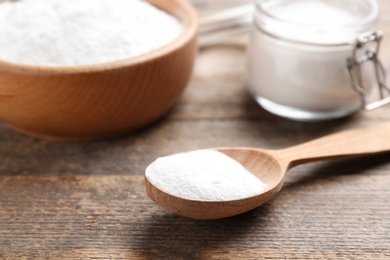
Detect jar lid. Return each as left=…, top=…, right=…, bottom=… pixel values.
left=255, top=0, right=379, bottom=45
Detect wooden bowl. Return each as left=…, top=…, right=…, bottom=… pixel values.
left=0, top=0, right=198, bottom=141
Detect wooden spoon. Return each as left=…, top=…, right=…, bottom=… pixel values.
left=145, top=123, right=390, bottom=220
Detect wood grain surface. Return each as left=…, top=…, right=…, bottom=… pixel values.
left=1, top=0, right=390, bottom=259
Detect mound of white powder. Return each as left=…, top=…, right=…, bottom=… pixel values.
left=145, top=150, right=267, bottom=201
left=0, top=0, right=183, bottom=66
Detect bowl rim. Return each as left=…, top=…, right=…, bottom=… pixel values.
left=0, top=0, right=198, bottom=75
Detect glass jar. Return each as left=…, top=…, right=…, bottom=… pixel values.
left=248, top=0, right=388, bottom=122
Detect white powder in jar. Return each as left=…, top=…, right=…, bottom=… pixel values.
left=0, top=0, right=183, bottom=66
left=145, top=150, right=267, bottom=201
left=248, top=0, right=377, bottom=121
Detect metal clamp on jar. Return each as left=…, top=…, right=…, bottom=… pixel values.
left=348, top=30, right=390, bottom=111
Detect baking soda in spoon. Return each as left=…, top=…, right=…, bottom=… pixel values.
left=145, top=150, right=267, bottom=201
left=146, top=124, right=390, bottom=219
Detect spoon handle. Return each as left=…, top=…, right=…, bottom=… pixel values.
left=275, top=123, right=390, bottom=169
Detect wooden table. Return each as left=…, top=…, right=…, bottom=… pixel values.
left=1, top=1, right=390, bottom=259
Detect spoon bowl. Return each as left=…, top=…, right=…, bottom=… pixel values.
left=146, top=148, right=285, bottom=219
left=145, top=123, right=390, bottom=219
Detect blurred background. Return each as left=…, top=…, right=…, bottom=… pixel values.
left=191, top=0, right=253, bottom=47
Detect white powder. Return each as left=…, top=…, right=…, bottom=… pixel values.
left=145, top=150, right=267, bottom=201
left=0, top=0, right=183, bottom=66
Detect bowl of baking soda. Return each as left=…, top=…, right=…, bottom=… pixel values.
left=0, top=0, right=197, bottom=140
